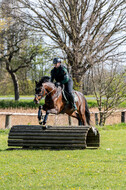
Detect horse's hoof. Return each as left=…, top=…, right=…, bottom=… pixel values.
left=42, top=125, right=47, bottom=130
left=39, top=121, right=43, bottom=125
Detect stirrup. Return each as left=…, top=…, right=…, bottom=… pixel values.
left=72, top=103, right=77, bottom=110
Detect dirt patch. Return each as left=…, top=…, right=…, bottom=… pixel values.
left=0, top=108, right=125, bottom=129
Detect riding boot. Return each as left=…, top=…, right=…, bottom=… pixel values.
left=69, top=94, right=77, bottom=110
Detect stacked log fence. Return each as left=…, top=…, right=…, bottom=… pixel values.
left=8, top=125, right=100, bottom=149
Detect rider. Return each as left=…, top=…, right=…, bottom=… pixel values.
left=50, top=57, right=77, bottom=110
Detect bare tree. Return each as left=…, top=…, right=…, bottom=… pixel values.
left=91, top=62, right=126, bottom=126
left=11, top=0, right=126, bottom=86
left=0, top=1, right=41, bottom=100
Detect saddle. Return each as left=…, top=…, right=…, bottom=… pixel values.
left=55, top=82, right=78, bottom=103
left=62, top=88, right=78, bottom=103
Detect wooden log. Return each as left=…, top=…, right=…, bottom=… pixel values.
left=8, top=135, right=85, bottom=140
left=8, top=142, right=87, bottom=149
left=8, top=139, right=86, bottom=144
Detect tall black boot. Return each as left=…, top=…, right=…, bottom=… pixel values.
left=69, top=94, right=77, bottom=110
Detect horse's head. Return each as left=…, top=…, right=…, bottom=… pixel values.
left=34, top=81, right=47, bottom=104
left=34, top=79, right=56, bottom=104
left=34, top=76, right=50, bottom=104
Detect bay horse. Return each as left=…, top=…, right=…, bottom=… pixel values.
left=34, top=76, right=90, bottom=126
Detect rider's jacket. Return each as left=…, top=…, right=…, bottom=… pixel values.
left=51, top=65, right=70, bottom=84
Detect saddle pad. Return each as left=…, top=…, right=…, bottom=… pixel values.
left=73, top=91, right=78, bottom=102
left=62, top=90, right=78, bottom=102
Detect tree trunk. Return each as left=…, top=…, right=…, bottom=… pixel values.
left=9, top=71, right=20, bottom=101
left=99, top=112, right=106, bottom=126
left=71, top=66, right=83, bottom=91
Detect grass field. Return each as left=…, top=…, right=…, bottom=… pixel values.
left=0, top=124, right=126, bottom=190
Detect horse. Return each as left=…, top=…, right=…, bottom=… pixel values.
left=34, top=76, right=90, bottom=126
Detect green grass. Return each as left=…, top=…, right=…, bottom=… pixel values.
left=0, top=125, right=126, bottom=190
left=87, top=100, right=98, bottom=108
left=0, top=99, right=97, bottom=109
left=0, top=95, right=126, bottom=108
left=0, top=99, right=44, bottom=109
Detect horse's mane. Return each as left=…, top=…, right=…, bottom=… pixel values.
left=37, top=76, right=51, bottom=86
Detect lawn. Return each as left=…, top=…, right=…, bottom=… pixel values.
left=0, top=125, right=126, bottom=190
left=0, top=96, right=126, bottom=108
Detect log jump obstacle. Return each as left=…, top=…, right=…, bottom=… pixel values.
left=8, top=125, right=100, bottom=149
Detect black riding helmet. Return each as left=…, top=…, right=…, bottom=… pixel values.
left=53, top=58, right=61, bottom=64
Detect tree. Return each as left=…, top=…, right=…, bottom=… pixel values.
left=0, top=17, right=40, bottom=99
left=0, top=0, right=57, bottom=98
left=18, top=46, right=55, bottom=95
left=91, top=62, right=126, bottom=126
left=12, top=0, right=126, bottom=87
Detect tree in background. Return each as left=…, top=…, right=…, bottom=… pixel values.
left=91, top=62, right=126, bottom=126
left=18, top=46, right=55, bottom=95
left=0, top=2, right=40, bottom=100
left=0, top=21, right=40, bottom=100
left=13, top=0, right=126, bottom=88
left=0, top=0, right=58, bottom=98
left=0, top=0, right=54, bottom=99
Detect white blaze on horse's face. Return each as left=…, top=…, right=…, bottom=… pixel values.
left=34, top=94, right=40, bottom=104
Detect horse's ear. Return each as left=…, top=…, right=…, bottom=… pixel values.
left=35, top=80, right=38, bottom=85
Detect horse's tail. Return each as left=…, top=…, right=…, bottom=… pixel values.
left=85, top=98, right=90, bottom=125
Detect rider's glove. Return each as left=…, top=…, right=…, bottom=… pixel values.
left=55, top=82, right=61, bottom=87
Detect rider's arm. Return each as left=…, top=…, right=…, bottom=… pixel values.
left=50, top=69, right=55, bottom=82
left=61, top=66, right=70, bottom=84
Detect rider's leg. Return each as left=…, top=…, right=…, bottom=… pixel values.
left=64, top=79, right=77, bottom=110
left=68, top=93, right=77, bottom=110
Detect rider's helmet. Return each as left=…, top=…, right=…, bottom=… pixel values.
left=53, top=58, right=61, bottom=64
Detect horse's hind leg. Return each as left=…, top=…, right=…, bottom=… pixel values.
left=76, top=112, right=83, bottom=125
left=78, top=106, right=86, bottom=126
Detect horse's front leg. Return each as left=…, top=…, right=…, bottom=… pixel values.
left=43, top=110, right=49, bottom=125
left=38, top=105, right=49, bottom=125
left=38, top=105, right=43, bottom=125
left=42, top=108, right=59, bottom=125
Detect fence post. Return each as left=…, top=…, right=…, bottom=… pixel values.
left=5, top=115, right=11, bottom=129
left=68, top=116, right=72, bottom=125
left=95, top=113, right=98, bottom=125
left=121, top=112, right=125, bottom=123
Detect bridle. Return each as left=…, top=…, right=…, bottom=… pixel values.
left=35, top=85, right=56, bottom=102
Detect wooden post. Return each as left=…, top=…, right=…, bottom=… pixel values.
left=5, top=115, right=11, bottom=129
left=121, top=112, right=125, bottom=123
left=68, top=116, right=72, bottom=125
left=95, top=113, right=98, bottom=125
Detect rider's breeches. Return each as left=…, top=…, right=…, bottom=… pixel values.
left=64, top=78, right=75, bottom=105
